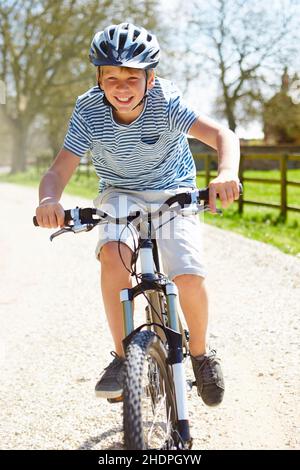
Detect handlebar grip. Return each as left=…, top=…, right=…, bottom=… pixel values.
left=198, top=182, right=243, bottom=202
left=33, top=210, right=73, bottom=227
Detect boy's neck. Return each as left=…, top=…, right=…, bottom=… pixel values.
left=112, top=103, right=145, bottom=125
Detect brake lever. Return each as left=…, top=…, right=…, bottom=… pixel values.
left=180, top=203, right=223, bottom=216
left=203, top=204, right=223, bottom=215
left=50, top=223, right=96, bottom=241
left=180, top=203, right=203, bottom=216
left=50, top=227, right=74, bottom=242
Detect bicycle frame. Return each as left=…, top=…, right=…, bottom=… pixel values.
left=120, top=215, right=192, bottom=446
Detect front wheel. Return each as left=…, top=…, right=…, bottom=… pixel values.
left=123, top=330, right=179, bottom=450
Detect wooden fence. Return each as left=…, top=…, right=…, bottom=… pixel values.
left=34, top=146, right=300, bottom=221
left=194, top=153, right=300, bottom=221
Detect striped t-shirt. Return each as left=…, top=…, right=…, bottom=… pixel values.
left=63, top=77, right=198, bottom=192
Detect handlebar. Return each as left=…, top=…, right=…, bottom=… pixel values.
left=33, top=184, right=243, bottom=241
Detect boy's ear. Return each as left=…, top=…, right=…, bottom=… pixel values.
left=147, top=70, right=155, bottom=90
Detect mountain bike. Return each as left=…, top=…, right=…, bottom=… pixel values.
left=33, top=184, right=242, bottom=450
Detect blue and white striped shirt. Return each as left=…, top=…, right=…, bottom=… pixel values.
left=63, top=77, right=198, bottom=192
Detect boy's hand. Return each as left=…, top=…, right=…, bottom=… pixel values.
left=35, top=199, right=65, bottom=228
left=208, top=171, right=240, bottom=214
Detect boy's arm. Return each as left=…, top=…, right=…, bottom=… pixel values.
left=188, top=115, right=240, bottom=213
left=36, top=148, right=80, bottom=228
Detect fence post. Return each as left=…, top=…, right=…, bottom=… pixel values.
left=205, top=154, right=210, bottom=187
left=238, top=153, right=244, bottom=215
left=280, top=154, right=287, bottom=221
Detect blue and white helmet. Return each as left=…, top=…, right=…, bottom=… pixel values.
left=89, top=23, right=160, bottom=70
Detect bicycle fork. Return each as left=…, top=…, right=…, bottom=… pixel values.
left=164, top=284, right=192, bottom=447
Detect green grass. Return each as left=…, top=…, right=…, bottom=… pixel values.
left=1, top=167, right=300, bottom=256
left=196, top=169, right=300, bottom=256
left=0, top=167, right=100, bottom=199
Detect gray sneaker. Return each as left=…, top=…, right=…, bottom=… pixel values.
left=191, top=349, right=225, bottom=406
left=95, top=351, right=125, bottom=399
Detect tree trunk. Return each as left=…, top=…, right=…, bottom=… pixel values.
left=10, top=120, right=28, bottom=173
left=225, top=102, right=237, bottom=132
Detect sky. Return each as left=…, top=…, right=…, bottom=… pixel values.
left=186, top=78, right=264, bottom=140
left=159, top=0, right=298, bottom=139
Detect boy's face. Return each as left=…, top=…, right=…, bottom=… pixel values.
left=98, top=66, right=155, bottom=123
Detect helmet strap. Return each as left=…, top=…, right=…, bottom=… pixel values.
left=131, top=77, right=148, bottom=110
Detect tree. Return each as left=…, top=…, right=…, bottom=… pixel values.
left=0, top=0, right=111, bottom=172
left=0, top=0, right=164, bottom=172
left=180, top=0, right=300, bottom=132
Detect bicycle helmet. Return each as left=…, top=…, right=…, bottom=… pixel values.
left=89, top=23, right=160, bottom=70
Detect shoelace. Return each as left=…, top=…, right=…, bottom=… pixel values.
left=102, top=351, right=124, bottom=379
left=198, top=350, right=218, bottom=384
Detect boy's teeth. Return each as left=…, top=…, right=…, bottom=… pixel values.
left=117, top=97, right=130, bottom=102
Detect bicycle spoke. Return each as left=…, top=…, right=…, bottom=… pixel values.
left=140, top=356, right=174, bottom=449
left=147, top=393, right=167, bottom=446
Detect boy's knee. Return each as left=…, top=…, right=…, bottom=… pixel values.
left=99, top=241, right=132, bottom=267
left=174, top=274, right=205, bottom=289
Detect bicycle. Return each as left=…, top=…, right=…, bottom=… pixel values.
left=33, top=184, right=242, bottom=450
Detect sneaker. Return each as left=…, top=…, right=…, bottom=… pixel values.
left=95, top=351, right=125, bottom=399
left=190, top=349, right=225, bottom=406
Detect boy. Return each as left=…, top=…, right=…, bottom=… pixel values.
left=36, top=23, right=240, bottom=406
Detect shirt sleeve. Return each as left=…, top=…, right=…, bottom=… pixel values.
left=168, top=92, right=198, bottom=134
left=63, top=100, right=92, bottom=157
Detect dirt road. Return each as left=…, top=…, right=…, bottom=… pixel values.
left=0, top=183, right=299, bottom=450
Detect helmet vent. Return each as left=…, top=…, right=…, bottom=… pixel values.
left=150, top=51, right=159, bottom=59
left=133, top=29, right=141, bottom=40
left=119, top=33, right=127, bottom=50
left=133, top=44, right=146, bottom=57
left=147, top=34, right=152, bottom=42
left=109, top=28, right=115, bottom=40
left=100, top=41, right=109, bottom=56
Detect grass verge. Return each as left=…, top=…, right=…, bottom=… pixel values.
left=1, top=167, right=299, bottom=256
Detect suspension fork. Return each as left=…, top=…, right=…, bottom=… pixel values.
left=165, top=282, right=192, bottom=446
left=120, top=289, right=134, bottom=338
left=121, top=222, right=158, bottom=338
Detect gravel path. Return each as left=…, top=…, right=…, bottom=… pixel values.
left=0, top=182, right=299, bottom=450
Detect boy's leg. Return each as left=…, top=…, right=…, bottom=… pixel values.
left=174, top=274, right=224, bottom=407
left=94, top=188, right=140, bottom=358
left=93, top=188, right=141, bottom=399
left=156, top=198, right=224, bottom=406
left=99, top=241, right=133, bottom=358
left=173, top=274, right=208, bottom=357
left=175, top=274, right=224, bottom=406
left=94, top=241, right=132, bottom=398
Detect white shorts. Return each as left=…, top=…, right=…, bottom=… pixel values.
left=93, top=187, right=207, bottom=280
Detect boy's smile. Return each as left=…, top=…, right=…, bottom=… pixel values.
left=98, top=66, right=155, bottom=124
left=114, top=96, right=134, bottom=106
